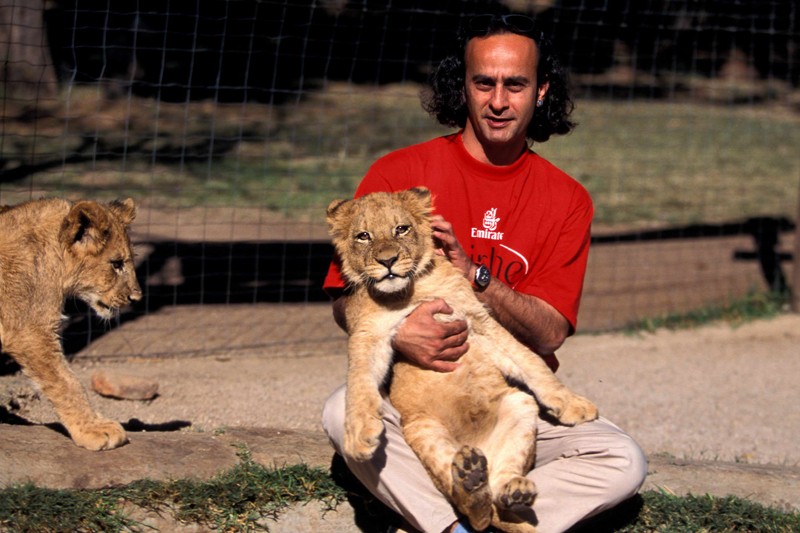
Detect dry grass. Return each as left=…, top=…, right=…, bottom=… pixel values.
left=1, top=82, right=799, bottom=229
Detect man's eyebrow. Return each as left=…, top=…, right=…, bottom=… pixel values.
left=471, top=74, right=531, bottom=85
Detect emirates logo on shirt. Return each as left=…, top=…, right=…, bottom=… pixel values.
left=483, top=207, right=500, bottom=231
left=471, top=207, right=504, bottom=240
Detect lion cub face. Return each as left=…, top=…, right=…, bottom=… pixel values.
left=61, top=198, right=142, bottom=319
left=327, top=188, right=435, bottom=295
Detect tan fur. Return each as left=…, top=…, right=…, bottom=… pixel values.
left=0, top=198, right=141, bottom=450
left=327, top=188, right=598, bottom=532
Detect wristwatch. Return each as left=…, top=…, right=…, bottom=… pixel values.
left=472, top=264, right=491, bottom=290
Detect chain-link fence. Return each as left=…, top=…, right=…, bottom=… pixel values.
left=1, top=0, right=798, bottom=357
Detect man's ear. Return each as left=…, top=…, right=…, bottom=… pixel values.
left=61, top=201, right=111, bottom=255
left=537, top=80, right=550, bottom=103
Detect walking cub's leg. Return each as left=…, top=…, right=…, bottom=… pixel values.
left=9, top=335, right=127, bottom=451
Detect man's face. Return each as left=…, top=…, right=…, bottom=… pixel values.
left=462, top=33, right=547, bottom=157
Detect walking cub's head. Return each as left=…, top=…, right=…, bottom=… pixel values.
left=327, top=188, right=435, bottom=295
left=61, top=198, right=142, bottom=319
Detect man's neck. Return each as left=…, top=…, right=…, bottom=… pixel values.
left=461, top=130, right=527, bottom=166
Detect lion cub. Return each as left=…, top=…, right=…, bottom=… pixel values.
left=327, top=188, right=598, bottom=532
left=0, top=198, right=141, bottom=450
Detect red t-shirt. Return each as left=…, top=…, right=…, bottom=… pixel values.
left=324, top=132, right=593, bottom=332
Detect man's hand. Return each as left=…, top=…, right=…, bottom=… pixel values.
left=431, top=215, right=473, bottom=279
left=392, top=298, right=469, bottom=372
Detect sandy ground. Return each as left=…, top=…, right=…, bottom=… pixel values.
left=2, top=304, right=798, bottom=468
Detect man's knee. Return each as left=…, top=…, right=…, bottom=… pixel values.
left=607, top=433, right=648, bottom=503
left=321, top=385, right=347, bottom=447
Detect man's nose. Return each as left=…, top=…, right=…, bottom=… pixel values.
left=489, top=86, right=509, bottom=112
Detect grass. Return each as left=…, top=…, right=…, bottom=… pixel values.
left=535, top=99, right=800, bottom=228
left=2, top=83, right=798, bottom=229
left=1, top=460, right=797, bottom=533
left=579, top=490, right=800, bottom=533
left=0, top=450, right=345, bottom=532
left=623, top=289, right=790, bottom=333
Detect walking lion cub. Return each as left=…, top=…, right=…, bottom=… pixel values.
left=0, top=198, right=141, bottom=450
left=327, top=188, right=598, bottom=532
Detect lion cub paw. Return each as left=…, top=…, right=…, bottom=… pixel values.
left=71, top=418, right=127, bottom=451
left=497, top=476, right=537, bottom=512
left=555, top=394, right=599, bottom=427
left=453, top=446, right=488, bottom=493
left=344, top=416, right=384, bottom=461
left=451, top=446, right=493, bottom=531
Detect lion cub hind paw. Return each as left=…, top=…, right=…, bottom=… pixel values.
left=71, top=419, right=127, bottom=451
left=554, top=395, right=599, bottom=427
left=453, top=445, right=489, bottom=493
left=497, top=476, right=537, bottom=512
left=452, top=446, right=493, bottom=531
left=344, top=417, right=384, bottom=461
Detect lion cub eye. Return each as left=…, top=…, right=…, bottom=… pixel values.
left=355, top=232, right=372, bottom=242
left=110, top=259, right=125, bottom=271
left=394, top=225, right=411, bottom=237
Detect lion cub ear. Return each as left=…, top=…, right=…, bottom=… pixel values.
left=109, top=198, right=137, bottom=225
left=61, top=201, right=112, bottom=255
left=406, top=187, right=431, bottom=202
left=326, top=198, right=353, bottom=227
left=398, top=187, right=433, bottom=214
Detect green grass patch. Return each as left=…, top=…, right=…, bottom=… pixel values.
left=0, top=452, right=345, bottom=532
left=1, top=454, right=798, bottom=532
left=623, top=290, right=789, bottom=333
left=534, top=100, right=800, bottom=229
left=579, top=491, right=800, bottom=532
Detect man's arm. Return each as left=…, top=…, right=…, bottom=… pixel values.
left=432, top=215, right=569, bottom=357
left=331, top=292, right=470, bottom=372
left=471, top=267, right=569, bottom=355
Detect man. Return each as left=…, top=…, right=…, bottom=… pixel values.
left=322, top=14, right=647, bottom=533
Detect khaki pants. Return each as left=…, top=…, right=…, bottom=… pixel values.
left=322, top=384, right=648, bottom=533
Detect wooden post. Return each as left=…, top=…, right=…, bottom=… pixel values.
left=0, top=0, right=58, bottom=99
left=792, top=172, right=800, bottom=312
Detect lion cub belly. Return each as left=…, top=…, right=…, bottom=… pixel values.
left=390, top=345, right=510, bottom=444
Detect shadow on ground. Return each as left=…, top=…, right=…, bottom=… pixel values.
left=55, top=216, right=794, bottom=356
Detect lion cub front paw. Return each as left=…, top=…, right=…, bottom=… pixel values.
left=71, top=418, right=128, bottom=451
left=344, top=416, right=384, bottom=461
left=555, top=394, right=598, bottom=427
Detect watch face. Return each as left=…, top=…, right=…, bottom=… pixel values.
left=475, top=265, right=491, bottom=287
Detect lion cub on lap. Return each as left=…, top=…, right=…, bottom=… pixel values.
left=0, top=198, right=141, bottom=450
left=327, top=188, right=598, bottom=532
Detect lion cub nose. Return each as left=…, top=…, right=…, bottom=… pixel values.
left=377, top=256, right=398, bottom=269
left=129, top=286, right=143, bottom=303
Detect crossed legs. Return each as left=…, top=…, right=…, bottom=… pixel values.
left=322, top=384, right=647, bottom=533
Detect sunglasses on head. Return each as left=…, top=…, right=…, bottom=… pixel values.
left=465, top=14, right=541, bottom=41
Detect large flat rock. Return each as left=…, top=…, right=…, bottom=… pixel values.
left=0, top=424, right=797, bottom=532
left=0, top=425, right=333, bottom=489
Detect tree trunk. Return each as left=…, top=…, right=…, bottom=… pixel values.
left=0, top=0, right=58, bottom=100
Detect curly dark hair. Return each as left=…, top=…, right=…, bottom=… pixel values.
left=421, top=14, right=576, bottom=143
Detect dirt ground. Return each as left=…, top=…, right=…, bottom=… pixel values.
left=1, top=211, right=798, bottom=524
left=2, top=304, right=799, bottom=470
